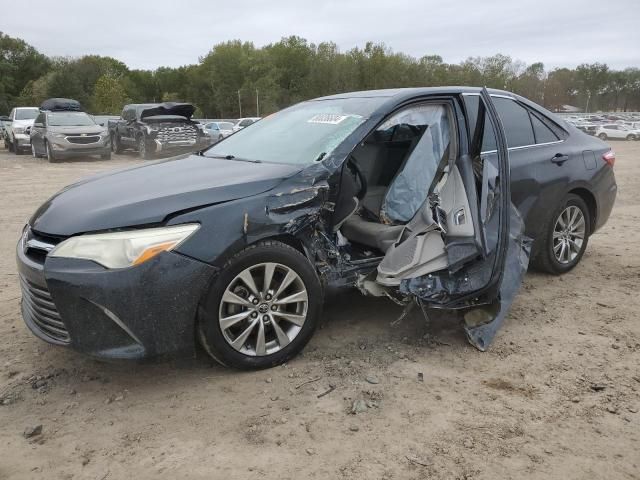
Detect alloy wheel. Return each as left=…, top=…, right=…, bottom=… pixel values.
left=218, top=262, right=308, bottom=356
left=553, top=205, right=586, bottom=264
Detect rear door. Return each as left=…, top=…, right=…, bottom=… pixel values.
left=376, top=89, right=528, bottom=350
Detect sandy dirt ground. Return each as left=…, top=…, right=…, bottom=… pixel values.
left=0, top=142, right=638, bottom=480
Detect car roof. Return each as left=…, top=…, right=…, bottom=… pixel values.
left=311, top=86, right=516, bottom=101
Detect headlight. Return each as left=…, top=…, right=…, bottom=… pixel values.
left=49, top=224, right=199, bottom=269
left=14, top=127, right=25, bottom=134
left=51, top=133, right=66, bottom=139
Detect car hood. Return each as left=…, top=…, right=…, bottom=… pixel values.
left=47, top=125, right=105, bottom=135
left=13, top=119, right=35, bottom=128
left=30, top=154, right=302, bottom=236
left=140, top=103, right=195, bottom=120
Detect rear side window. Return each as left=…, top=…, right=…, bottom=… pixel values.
left=530, top=113, right=559, bottom=144
left=492, top=97, right=534, bottom=148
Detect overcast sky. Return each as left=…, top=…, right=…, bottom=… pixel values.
left=3, top=0, right=639, bottom=71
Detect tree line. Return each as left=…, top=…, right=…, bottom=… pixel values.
left=2, top=32, right=639, bottom=118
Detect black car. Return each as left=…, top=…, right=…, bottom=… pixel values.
left=108, top=103, right=210, bottom=159
left=16, top=87, right=617, bottom=369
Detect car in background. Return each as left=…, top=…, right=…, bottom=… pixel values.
left=16, top=87, right=616, bottom=369
left=0, top=115, right=11, bottom=143
left=108, top=103, right=210, bottom=159
left=5, top=107, right=40, bottom=154
left=595, top=124, right=639, bottom=141
left=203, top=121, right=235, bottom=142
left=233, top=117, right=261, bottom=131
left=30, top=110, right=111, bottom=162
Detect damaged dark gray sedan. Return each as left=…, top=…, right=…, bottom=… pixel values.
left=16, top=87, right=617, bottom=369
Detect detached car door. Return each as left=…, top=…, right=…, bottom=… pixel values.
left=373, top=89, right=529, bottom=350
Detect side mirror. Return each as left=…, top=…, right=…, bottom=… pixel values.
left=33, top=122, right=44, bottom=128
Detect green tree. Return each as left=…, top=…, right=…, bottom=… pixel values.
left=92, top=75, right=128, bottom=114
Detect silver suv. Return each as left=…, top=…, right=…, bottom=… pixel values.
left=30, top=111, right=111, bottom=162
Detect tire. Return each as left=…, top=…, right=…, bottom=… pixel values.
left=101, top=152, right=111, bottom=160
left=45, top=141, right=57, bottom=163
left=198, top=240, right=323, bottom=370
left=626, top=134, right=636, bottom=141
left=598, top=133, right=607, bottom=140
left=111, top=134, right=123, bottom=154
left=31, top=143, right=38, bottom=158
left=138, top=135, right=152, bottom=160
left=14, top=137, right=23, bottom=155
left=531, top=193, right=591, bottom=275
left=7, top=137, right=14, bottom=153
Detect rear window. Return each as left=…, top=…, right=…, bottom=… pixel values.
left=530, top=113, right=559, bottom=143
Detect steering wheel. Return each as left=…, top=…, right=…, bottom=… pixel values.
left=347, top=156, right=367, bottom=200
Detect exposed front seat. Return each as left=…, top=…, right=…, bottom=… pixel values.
left=341, top=214, right=404, bottom=253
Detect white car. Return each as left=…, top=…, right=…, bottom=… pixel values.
left=596, top=124, right=640, bottom=141
left=233, top=117, right=261, bottom=132
left=5, top=107, right=40, bottom=154
left=203, top=121, right=235, bottom=142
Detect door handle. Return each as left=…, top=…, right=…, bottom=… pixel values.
left=550, top=153, right=570, bottom=164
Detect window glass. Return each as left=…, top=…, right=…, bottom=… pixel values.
left=492, top=97, right=535, bottom=148
left=35, top=113, right=46, bottom=125
left=205, top=97, right=385, bottom=165
left=462, top=95, right=497, bottom=152
left=15, top=108, right=39, bottom=120
left=530, top=113, right=559, bottom=143
left=47, top=112, right=95, bottom=127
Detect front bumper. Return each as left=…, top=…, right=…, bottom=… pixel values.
left=153, top=137, right=211, bottom=153
left=48, top=136, right=111, bottom=158
left=14, top=133, right=31, bottom=147
left=16, top=232, right=217, bottom=360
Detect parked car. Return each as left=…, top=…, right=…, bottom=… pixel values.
left=30, top=110, right=111, bottom=162
left=5, top=107, right=40, bottom=154
left=92, top=115, right=120, bottom=128
left=595, top=124, right=639, bottom=141
left=233, top=117, right=261, bottom=131
left=16, top=87, right=616, bottom=369
left=108, top=103, right=210, bottom=159
left=572, top=122, right=599, bottom=136
left=203, top=121, right=235, bottom=142
left=0, top=115, right=11, bottom=143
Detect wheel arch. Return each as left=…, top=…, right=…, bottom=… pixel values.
left=568, top=186, right=597, bottom=234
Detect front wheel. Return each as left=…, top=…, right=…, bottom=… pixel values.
left=138, top=135, right=152, bottom=159
left=45, top=141, right=57, bottom=163
left=531, top=194, right=591, bottom=274
left=111, top=134, right=123, bottom=154
left=598, top=133, right=608, bottom=140
left=626, top=134, right=636, bottom=141
left=198, top=241, right=323, bottom=369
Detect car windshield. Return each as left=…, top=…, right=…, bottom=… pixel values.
left=15, top=108, right=39, bottom=120
left=219, top=122, right=234, bottom=130
left=205, top=97, right=385, bottom=164
left=47, top=112, right=96, bottom=127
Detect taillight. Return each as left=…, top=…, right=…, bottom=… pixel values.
left=602, top=150, right=615, bottom=167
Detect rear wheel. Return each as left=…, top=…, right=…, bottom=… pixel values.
left=626, top=134, right=636, bottom=141
left=532, top=194, right=590, bottom=274
left=198, top=241, right=323, bottom=369
left=598, top=133, right=608, bottom=140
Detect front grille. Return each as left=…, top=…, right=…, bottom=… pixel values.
left=66, top=135, right=100, bottom=144
left=156, top=125, right=198, bottom=143
left=20, top=276, right=70, bottom=344
left=23, top=228, right=62, bottom=264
